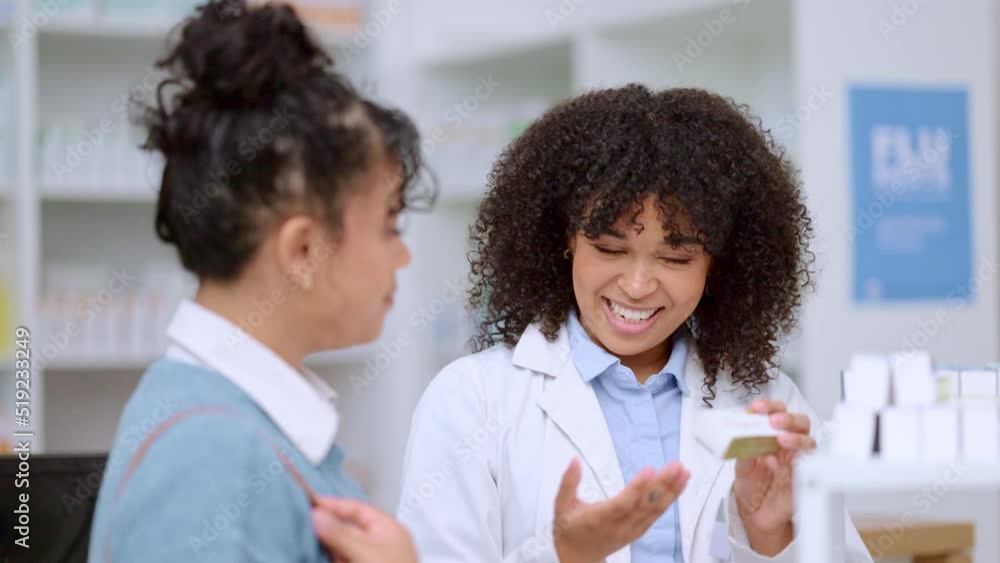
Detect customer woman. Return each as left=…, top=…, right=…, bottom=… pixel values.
left=90, top=1, right=429, bottom=561
left=398, top=85, right=872, bottom=562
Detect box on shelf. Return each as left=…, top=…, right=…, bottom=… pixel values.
left=38, top=124, right=162, bottom=196
left=829, top=403, right=877, bottom=460
left=959, top=402, right=1000, bottom=462
left=839, top=352, right=1000, bottom=462
left=843, top=353, right=891, bottom=408
left=35, top=262, right=192, bottom=369
left=959, top=368, right=999, bottom=400
left=920, top=405, right=960, bottom=462
left=934, top=368, right=961, bottom=402
left=879, top=408, right=921, bottom=462
left=889, top=351, right=937, bottom=407
left=854, top=517, right=974, bottom=559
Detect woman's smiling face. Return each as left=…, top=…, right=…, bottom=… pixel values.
left=569, top=195, right=711, bottom=360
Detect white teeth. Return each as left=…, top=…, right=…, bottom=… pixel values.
left=607, top=300, right=658, bottom=323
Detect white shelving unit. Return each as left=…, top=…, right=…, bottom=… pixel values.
left=796, top=456, right=1000, bottom=562
left=40, top=186, right=156, bottom=203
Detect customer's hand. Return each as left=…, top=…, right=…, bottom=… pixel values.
left=552, top=458, right=689, bottom=563
left=311, top=497, right=419, bottom=563
left=732, top=400, right=817, bottom=556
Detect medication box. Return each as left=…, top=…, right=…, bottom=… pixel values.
left=695, top=408, right=782, bottom=460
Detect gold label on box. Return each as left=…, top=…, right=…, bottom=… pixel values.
left=723, top=436, right=780, bottom=459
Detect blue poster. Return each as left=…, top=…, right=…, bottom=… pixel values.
left=848, top=86, right=971, bottom=302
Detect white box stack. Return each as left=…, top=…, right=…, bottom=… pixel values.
left=830, top=352, right=999, bottom=462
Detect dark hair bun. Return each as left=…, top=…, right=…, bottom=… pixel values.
left=139, top=0, right=429, bottom=281
left=171, top=0, right=330, bottom=107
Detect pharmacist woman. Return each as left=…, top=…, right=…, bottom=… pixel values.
left=89, top=2, right=429, bottom=562
left=397, top=86, right=872, bottom=562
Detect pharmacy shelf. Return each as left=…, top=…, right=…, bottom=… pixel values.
left=795, top=456, right=1000, bottom=562
left=18, top=16, right=353, bottom=46
left=38, top=17, right=179, bottom=41
left=0, top=16, right=176, bottom=41
left=40, top=186, right=156, bottom=203
left=799, top=457, right=1000, bottom=490
left=580, top=0, right=733, bottom=32
left=591, top=0, right=781, bottom=38
left=418, top=27, right=573, bottom=70
left=413, top=0, right=764, bottom=71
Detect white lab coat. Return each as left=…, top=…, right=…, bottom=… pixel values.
left=398, top=322, right=872, bottom=563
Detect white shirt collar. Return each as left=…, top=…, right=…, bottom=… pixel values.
left=164, top=299, right=339, bottom=465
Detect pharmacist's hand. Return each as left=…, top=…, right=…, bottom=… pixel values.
left=311, top=497, right=419, bottom=563
left=732, top=400, right=816, bottom=557
left=552, top=458, right=689, bottom=563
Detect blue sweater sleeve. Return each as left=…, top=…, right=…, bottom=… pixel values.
left=100, top=414, right=322, bottom=563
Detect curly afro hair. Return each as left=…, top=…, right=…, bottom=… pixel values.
left=468, top=84, right=814, bottom=403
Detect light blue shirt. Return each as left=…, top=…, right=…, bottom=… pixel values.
left=567, top=310, right=689, bottom=563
